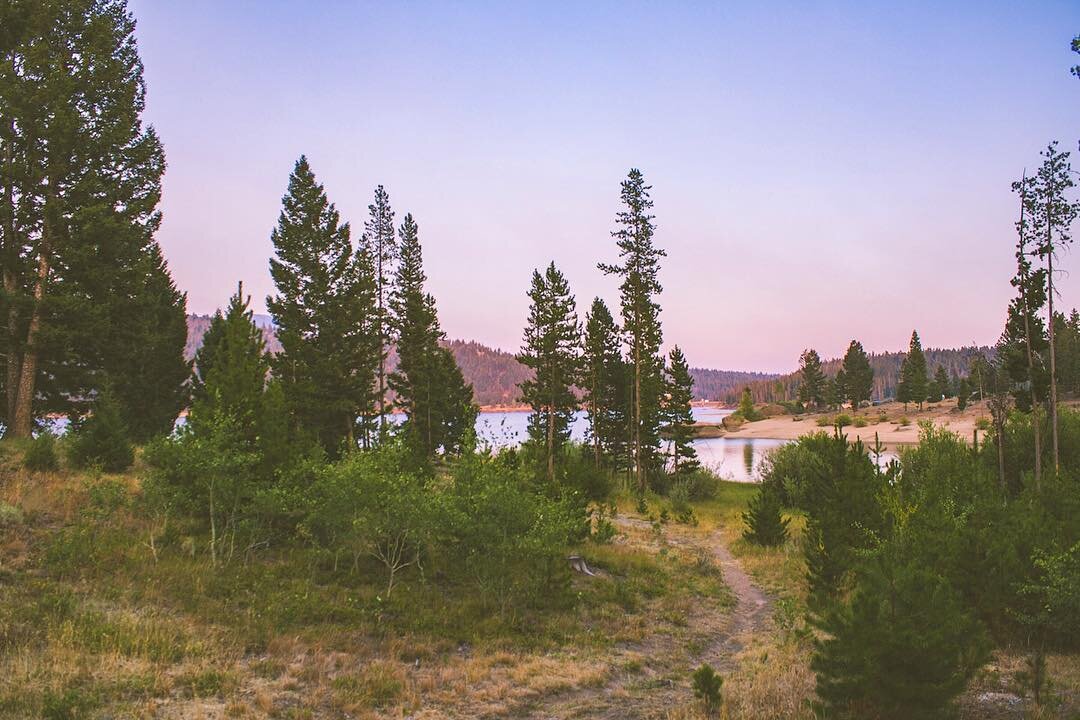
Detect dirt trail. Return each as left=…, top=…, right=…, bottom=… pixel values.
left=520, top=517, right=772, bottom=719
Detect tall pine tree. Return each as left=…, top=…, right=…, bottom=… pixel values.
left=841, top=340, right=873, bottom=410
left=361, top=185, right=396, bottom=439
left=798, top=349, right=826, bottom=409
left=0, top=0, right=185, bottom=438
left=599, top=169, right=666, bottom=492
left=897, top=331, right=928, bottom=409
left=517, top=262, right=581, bottom=483
left=266, top=156, right=379, bottom=454
left=389, top=213, right=476, bottom=461
left=663, top=345, right=699, bottom=477
left=581, top=298, right=625, bottom=468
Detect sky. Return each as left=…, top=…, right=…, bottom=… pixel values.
left=129, top=0, right=1080, bottom=373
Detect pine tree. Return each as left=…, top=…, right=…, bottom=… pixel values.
left=841, top=341, right=873, bottom=410
left=663, top=345, right=699, bottom=477
left=933, top=366, right=950, bottom=402
left=1030, top=142, right=1079, bottom=473
left=190, top=283, right=269, bottom=441
left=266, top=156, right=379, bottom=453
left=899, top=331, right=928, bottom=409
left=390, top=214, right=477, bottom=461
left=582, top=298, right=624, bottom=468
left=361, top=185, right=396, bottom=439
left=830, top=370, right=847, bottom=410
left=517, top=262, right=581, bottom=483
left=743, top=483, right=789, bottom=546
left=956, top=377, right=971, bottom=411
left=798, top=349, right=826, bottom=409
left=599, top=169, right=666, bottom=492
left=0, top=0, right=178, bottom=438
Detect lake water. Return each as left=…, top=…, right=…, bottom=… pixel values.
left=475, top=406, right=786, bottom=483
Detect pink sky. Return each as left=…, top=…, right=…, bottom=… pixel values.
left=132, top=1, right=1080, bottom=373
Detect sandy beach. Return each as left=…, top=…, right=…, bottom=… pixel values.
left=719, top=399, right=994, bottom=449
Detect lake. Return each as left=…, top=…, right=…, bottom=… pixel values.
left=475, top=406, right=786, bottom=483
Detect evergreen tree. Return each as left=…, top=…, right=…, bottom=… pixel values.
left=1030, top=142, right=1079, bottom=473
left=67, top=386, right=135, bottom=473
left=898, top=331, right=928, bottom=409
left=361, top=185, right=396, bottom=438
left=599, top=169, right=666, bottom=492
left=798, top=349, right=826, bottom=409
left=266, top=156, right=379, bottom=454
left=743, top=483, right=789, bottom=546
left=581, top=298, right=624, bottom=468
left=956, top=377, right=971, bottom=411
left=0, top=0, right=179, bottom=438
left=190, top=283, right=269, bottom=441
left=517, top=262, right=581, bottom=483
left=830, top=370, right=847, bottom=410
left=663, top=345, right=699, bottom=477
left=738, top=386, right=756, bottom=419
left=933, top=365, right=950, bottom=401
left=841, top=341, right=873, bottom=409
left=390, top=214, right=477, bottom=461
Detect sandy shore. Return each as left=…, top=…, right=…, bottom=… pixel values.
left=720, top=399, right=993, bottom=449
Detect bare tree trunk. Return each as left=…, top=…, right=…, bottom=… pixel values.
left=547, top=402, right=555, bottom=483
left=634, top=341, right=642, bottom=493
left=1046, top=243, right=1059, bottom=474
left=1017, top=182, right=1042, bottom=490
left=2, top=114, right=19, bottom=428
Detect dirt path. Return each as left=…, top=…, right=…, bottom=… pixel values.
left=519, top=518, right=772, bottom=719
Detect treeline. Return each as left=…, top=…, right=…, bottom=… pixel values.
left=734, top=345, right=991, bottom=405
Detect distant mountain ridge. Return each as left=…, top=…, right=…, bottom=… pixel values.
left=184, top=316, right=991, bottom=406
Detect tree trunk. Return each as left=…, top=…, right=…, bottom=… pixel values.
left=2, top=113, right=19, bottom=429
left=634, top=340, right=642, bottom=493
left=1017, top=183, right=1042, bottom=489
left=11, top=239, right=49, bottom=438
left=1046, top=242, right=1059, bottom=474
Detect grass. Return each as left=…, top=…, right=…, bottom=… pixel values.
left=0, top=443, right=738, bottom=719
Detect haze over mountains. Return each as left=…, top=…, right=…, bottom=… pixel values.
left=184, top=315, right=982, bottom=406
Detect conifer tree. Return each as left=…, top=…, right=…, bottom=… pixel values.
left=956, top=377, right=971, bottom=411
left=663, top=345, right=699, bottom=477
left=582, top=298, right=624, bottom=468
left=1030, top=142, right=1079, bottom=473
left=841, top=341, right=873, bottom=410
left=898, top=331, right=928, bottom=409
left=830, top=370, right=847, bottom=410
left=267, top=156, right=379, bottom=453
left=599, top=169, right=666, bottom=492
left=743, top=483, right=789, bottom=546
left=0, top=0, right=181, bottom=438
left=361, top=185, right=396, bottom=438
left=190, top=283, right=269, bottom=442
left=933, top=365, right=950, bottom=401
left=390, top=214, right=477, bottom=461
left=798, top=349, right=826, bottom=409
left=517, top=262, right=581, bottom=483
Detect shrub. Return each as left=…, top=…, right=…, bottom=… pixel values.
left=852, top=417, right=868, bottom=428
left=24, top=432, right=59, bottom=472
left=834, top=414, right=852, bottom=429
left=669, top=481, right=696, bottom=524
left=0, top=502, right=23, bottom=529
left=682, top=467, right=720, bottom=501
left=692, top=663, right=723, bottom=715
left=559, top=445, right=614, bottom=501
left=742, top=484, right=789, bottom=546
left=67, top=390, right=134, bottom=473
left=816, top=415, right=833, bottom=427
left=897, top=416, right=911, bottom=427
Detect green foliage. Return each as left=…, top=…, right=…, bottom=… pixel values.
left=691, top=663, right=723, bottom=715
left=797, top=349, right=826, bottom=409
left=812, top=543, right=989, bottom=719
left=833, top=413, right=852, bottom=428
left=934, top=365, right=951, bottom=399
left=897, top=330, right=928, bottom=408
left=390, top=214, right=478, bottom=462
left=663, top=346, right=700, bottom=476
left=582, top=298, right=629, bottom=470
left=841, top=340, right=874, bottom=409
left=517, top=262, right=581, bottom=482
left=267, top=156, right=380, bottom=454
left=67, top=390, right=134, bottom=473
left=598, top=169, right=666, bottom=490
left=742, top=483, right=789, bottom=547
left=24, top=432, right=60, bottom=472
left=956, top=377, right=971, bottom=410
left=734, top=386, right=760, bottom=421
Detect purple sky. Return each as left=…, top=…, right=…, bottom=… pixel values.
left=130, top=1, right=1080, bottom=373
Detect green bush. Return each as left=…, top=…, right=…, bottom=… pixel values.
left=692, top=663, right=723, bottom=715
left=24, top=432, right=60, bottom=472
left=833, top=413, right=852, bottom=429
left=67, top=391, right=134, bottom=473
left=669, top=481, right=696, bottom=524
left=852, top=417, right=868, bottom=428
left=682, top=467, right=720, bottom=501
left=742, top=484, right=789, bottom=546
left=815, top=415, right=833, bottom=427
